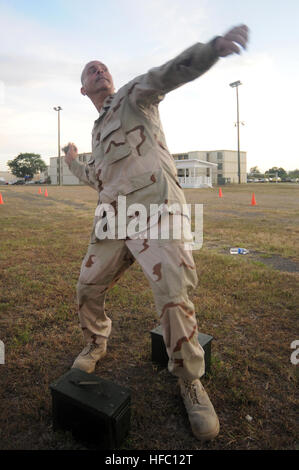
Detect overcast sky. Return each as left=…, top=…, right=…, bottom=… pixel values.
left=0, top=0, right=298, bottom=173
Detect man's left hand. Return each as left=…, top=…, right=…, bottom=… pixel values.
left=214, top=24, right=249, bottom=57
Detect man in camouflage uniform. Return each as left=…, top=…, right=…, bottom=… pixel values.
left=64, top=24, right=249, bottom=441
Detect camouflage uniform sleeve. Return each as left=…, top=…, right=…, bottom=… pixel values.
left=129, top=39, right=219, bottom=107
left=66, top=157, right=98, bottom=190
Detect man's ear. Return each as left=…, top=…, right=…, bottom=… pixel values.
left=81, top=86, right=86, bottom=96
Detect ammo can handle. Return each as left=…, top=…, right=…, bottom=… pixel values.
left=70, top=379, right=110, bottom=398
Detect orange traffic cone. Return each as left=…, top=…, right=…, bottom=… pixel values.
left=219, top=187, right=223, bottom=198
left=44, top=188, right=48, bottom=197
left=38, top=187, right=42, bottom=194
left=0, top=193, right=3, bottom=204
left=251, top=193, right=257, bottom=206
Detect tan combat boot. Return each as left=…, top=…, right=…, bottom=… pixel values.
left=72, top=341, right=107, bottom=374
left=179, top=378, right=220, bottom=441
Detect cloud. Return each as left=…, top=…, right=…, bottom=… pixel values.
left=0, top=55, right=81, bottom=87
left=0, top=0, right=212, bottom=89
left=126, top=0, right=211, bottom=51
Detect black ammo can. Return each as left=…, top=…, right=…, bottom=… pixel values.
left=150, top=325, right=213, bottom=375
left=49, top=368, right=131, bottom=449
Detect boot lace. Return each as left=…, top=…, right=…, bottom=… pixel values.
left=182, top=379, right=203, bottom=404
left=82, top=343, right=101, bottom=356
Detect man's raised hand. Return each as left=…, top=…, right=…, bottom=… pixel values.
left=214, top=24, right=249, bottom=57
left=63, top=142, right=78, bottom=165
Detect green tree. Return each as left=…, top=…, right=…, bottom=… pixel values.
left=265, top=167, right=288, bottom=180
left=7, top=153, right=47, bottom=180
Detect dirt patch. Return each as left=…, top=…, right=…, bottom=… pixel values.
left=248, top=252, right=299, bottom=273
left=203, top=243, right=299, bottom=273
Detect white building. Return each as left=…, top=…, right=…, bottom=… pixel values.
left=49, top=149, right=246, bottom=186
left=48, top=153, right=92, bottom=185
left=174, top=153, right=217, bottom=188
left=173, top=150, right=247, bottom=186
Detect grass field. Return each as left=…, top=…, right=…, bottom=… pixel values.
left=0, top=183, right=298, bottom=450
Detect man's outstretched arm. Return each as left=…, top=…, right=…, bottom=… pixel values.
left=130, top=24, right=249, bottom=107
left=63, top=143, right=98, bottom=190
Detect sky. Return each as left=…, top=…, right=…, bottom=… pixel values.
left=0, top=0, right=298, bottom=173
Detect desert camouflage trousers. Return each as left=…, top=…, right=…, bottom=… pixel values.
left=76, top=215, right=205, bottom=381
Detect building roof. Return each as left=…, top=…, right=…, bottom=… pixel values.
left=174, top=159, right=218, bottom=168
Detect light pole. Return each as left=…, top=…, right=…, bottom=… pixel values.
left=53, top=106, right=63, bottom=185
left=229, top=81, right=242, bottom=184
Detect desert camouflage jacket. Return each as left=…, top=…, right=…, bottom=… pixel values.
left=68, top=40, right=219, bottom=241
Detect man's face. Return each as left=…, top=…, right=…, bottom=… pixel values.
left=81, top=61, right=114, bottom=97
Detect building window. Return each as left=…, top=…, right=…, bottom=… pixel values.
left=218, top=163, right=223, bottom=170
left=217, top=152, right=223, bottom=160
left=206, top=152, right=210, bottom=162
left=178, top=154, right=188, bottom=160
left=206, top=168, right=210, bottom=177
left=178, top=168, right=189, bottom=176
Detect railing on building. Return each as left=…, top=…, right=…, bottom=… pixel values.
left=178, top=176, right=212, bottom=188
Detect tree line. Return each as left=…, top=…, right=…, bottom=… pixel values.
left=248, top=166, right=299, bottom=180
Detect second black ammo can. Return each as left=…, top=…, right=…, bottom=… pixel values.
left=49, top=368, right=131, bottom=449
left=150, top=325, right=213, bottom=375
